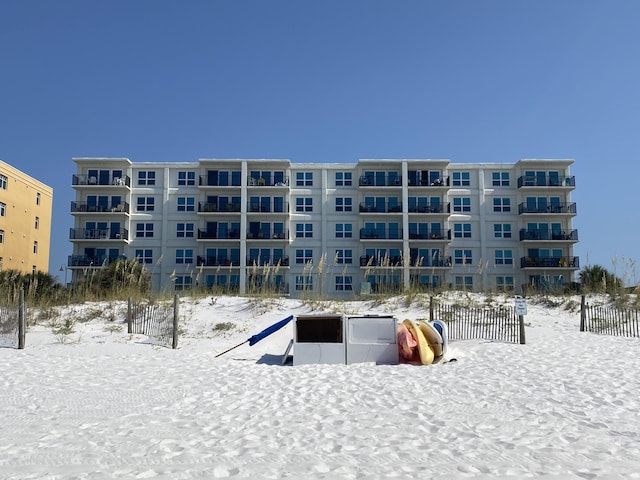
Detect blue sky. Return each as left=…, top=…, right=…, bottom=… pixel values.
left=1, top=1, right=639, bottom=284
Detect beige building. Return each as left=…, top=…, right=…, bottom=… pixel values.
left=0, top=160, right=53, bottom=275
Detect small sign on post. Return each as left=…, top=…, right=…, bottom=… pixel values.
left=515, top=296, right=527, bottom=316
left=515, top=296, right=527, bottom=344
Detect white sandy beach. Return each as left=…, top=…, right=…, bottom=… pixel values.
left=1, top=293, right=640, bottom=479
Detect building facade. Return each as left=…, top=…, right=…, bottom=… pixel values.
left=0, top=160, right=53, bottom=275
left=69, top=158, right=578, bottom=296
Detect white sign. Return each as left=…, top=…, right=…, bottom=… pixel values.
left=515, top=296, right=527, bottom=316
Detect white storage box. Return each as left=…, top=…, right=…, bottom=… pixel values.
left=293, top=315, right=346, bottom=365
left=346, top=315, right=399, bottom=365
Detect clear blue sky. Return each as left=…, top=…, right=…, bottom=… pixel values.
left=2, top=1, right=639, bottom=284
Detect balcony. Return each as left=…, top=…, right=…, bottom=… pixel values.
left=517, top=175, right=576, bottom=188
left=69, top=228, right=129, bottom=241
left=519, top=229, right=579, bottom=241
left=246, top=257, right=290, bottom=267
left=71, top=201, right=130, bottom=214
left=196, top=256, right=240, bottom=267
left=247, top=203, right=289, bottom=213
left=247, top=177, right=290, bottom=187
left=408, top=203, right=449, bottom=214
left=408, top=176, right=449, bottom=187
left=72, top=174, right=131, bottom=187
left=360, top=229, right=404, bottom=240
left=359, top=175, right=403, bottom=187
left=409, top=257, right=452, bottom=268
left=359, top=202, right=403, bottom=213
left=67, top=254, right=123, bottom=268
left=408, top=230, right=451, bottom=240
left=198, top=202, right=242, bottom=213
left=518, top=202, right=577, bottom=215
left=247, top=231, right=289, bottom=240
left=360, top=255, right=404, bottom=267
left=197, top=229, right=241, bottom=240
left=520, top=256, right=580, bottom=268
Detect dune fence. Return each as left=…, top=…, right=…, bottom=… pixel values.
left=127, top=295, right=179, bottom=349
left=580, top=295, right=640, bottom=338
left=0, top=289, right=26, bottom=349
left=428, top=299, right=524, bottom=344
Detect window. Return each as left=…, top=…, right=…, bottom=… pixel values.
left=495, top=249, right=513, bottom=265
left=335, top=276, right=353, bottom=291
left=137, top=197, right=155, bottom=212
left=493, top=197, right=511, bottom=212
left=296, top=223, right=313, bottom=238
left=296, top=249, right=313, bottom=264
left=0, top=230, right=3, bottom=243
left=135, top=249, right=153, bottom=264
left=178, top=171, right=196, bottom=186
left=335, top=249, right=353, bottom=264
left=136, top=223, right=154, bottom=238
left=452, top=197, right=471, bottom=212
left=33, top=241, right=38, bottom=254
left=492, top=172, right=510, bottom=187
left=0, top=175, right=6, bottom=189
left=176, top=249, right=194, bottom=264
left=335, top=172, right=352, bottom=186
left=295, top=197, right=313, bottom=212
left=335, top=223, right=352, bottom=238
left=454, top=249, right=472, bottom=265
left=335, top=197, right=352, bottom=212
left=177, top=197, right=196, bottom=212
left=138, top=171, right=156, bottom=186
left=452, top=171, right=470, bottom=186
left=175, top=276, right=193, bottom=290
left=34, top=217, right=39, bottom=229
left=295, top=172, right=313, bottom=187
left=0, top=202, right=5, bottom=216
left=36, top=193, right=41, bottom=205
left=453, top=223, right=472, bottom=239
left=176, top=223, right=194, bottom=238
left=494, top=223, right=512, bottom=239
left=454, top=276, right=473, bottom=290
left=295, top=275, right=313, bottom=291
left=496, top=276, right=515, bottom=292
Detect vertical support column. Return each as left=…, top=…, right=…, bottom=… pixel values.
left=127, top=297, right=132, bottom=334
left=580, top=294, right=586, bottom=332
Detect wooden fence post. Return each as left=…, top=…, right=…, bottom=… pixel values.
left=18, top=288, right=26, bottom=349
left=127, top=297, right=132, bottom=334
left=519, top=315, right=526, bottom=345
left=429, top=296, right=434, bottom=322
left=172, top=294, right=179, bottom=349
left=580, top=295, right=586, bottom=332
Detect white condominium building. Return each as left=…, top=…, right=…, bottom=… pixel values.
left=69, top=158, right=578, bottom=296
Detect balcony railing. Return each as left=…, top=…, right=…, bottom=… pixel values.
left=359, top=202, right=403, bottom=213
left=520, top=256, right=580, bottom=268
left=519, top=229, right=579, bottom=241
left=408, top=176, right=449, bottom=187
left=198, top=176, right=242, bottom=187
left=408, top=230, right=451, bottom=240
left=360, top=229, right=404, bottom=240
left=72, top=174, right=131, bottom=187
left=247, top=231, right=289, bottom=240
left=69, top=228, right=129, bottom=240
left=198, top=202, right=242, bottom=213
left=409, top=257, right=452, bottom=268
left=246, top=257, right=290, bottom=267
left=71, top=201, right=130, bottom=214
left=247, top=177, right=290, bottom=187
left=68, top=254, right=123, bottom=267
left=359, top=175, right=403, bottom=187
left=408, top=203, right=449, bottom=213
left=247, top=203, right=289, bottom=213
left=196, top=256, right=240, bottom=267
left=517, top=175, right=576, bottom=188
left=518, top=202, right=577, bottom=214
left=197, top=229, right=241, bottom=240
